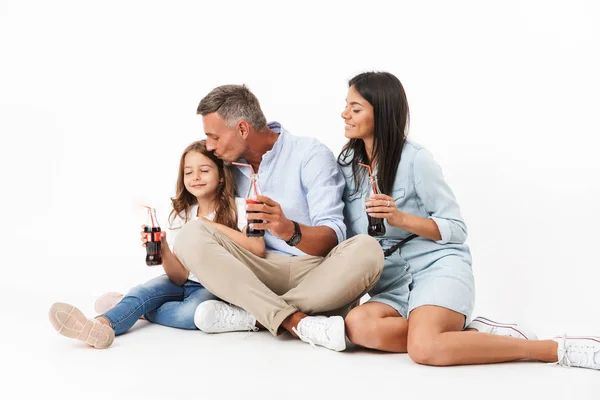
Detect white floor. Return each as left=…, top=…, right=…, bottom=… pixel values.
left=2, top=287, right=598, bottom=400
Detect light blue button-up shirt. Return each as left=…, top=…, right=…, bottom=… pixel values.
left=233, top=121, right=346, bottom=256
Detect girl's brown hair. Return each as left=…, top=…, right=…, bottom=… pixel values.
left=169, top=140, right=238, bottom=230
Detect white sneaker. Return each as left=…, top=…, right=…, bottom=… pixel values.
left=466, top=316, right=538, bottom=340
left=553, top=335, right=600, bottom=370
left=292, top=315, right=346, bottom=352
left=194, top=300, right=258, bottom=333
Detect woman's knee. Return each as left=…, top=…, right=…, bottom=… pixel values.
left=345, top=306, right=381, bottom=347
left=407, top=332, right=449, bottom=366
left=407, top=333, right=435, bottom=365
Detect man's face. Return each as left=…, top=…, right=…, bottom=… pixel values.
left=202, top=112, right=246, bottom=164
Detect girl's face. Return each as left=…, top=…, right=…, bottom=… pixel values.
left=341, top=85, right=375, bottom=141
left=183, top=150, right=221, bottom=201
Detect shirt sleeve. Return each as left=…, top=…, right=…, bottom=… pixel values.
left=301, top=144, right=347, bottom=244
left=413, top=148, right=467, bottom=245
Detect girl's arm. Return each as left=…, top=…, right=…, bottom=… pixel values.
left=160, top=234, right=189, bottom=286
left=202, top=219, right=266, bottom=258
left=141, top=227, right=189, bottom=286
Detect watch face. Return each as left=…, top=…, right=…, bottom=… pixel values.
left=290, top=233, right=301, bottom=246
left=287, top=222, right=301, bottom=246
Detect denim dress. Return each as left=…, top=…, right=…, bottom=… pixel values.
left=341, top=141, right=475, bottom=322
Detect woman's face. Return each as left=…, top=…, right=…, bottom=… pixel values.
left=341, top=85, right=375, bottom=141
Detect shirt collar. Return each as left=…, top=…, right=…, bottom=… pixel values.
left=235, top=121, right=284, bottom=177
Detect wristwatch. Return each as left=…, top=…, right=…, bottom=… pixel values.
left=285, top=220, right=302, bottom=247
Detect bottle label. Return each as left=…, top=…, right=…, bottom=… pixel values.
left=146, top=232, right=161, bottom=242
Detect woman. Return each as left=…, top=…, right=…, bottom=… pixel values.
left=339, top=71, right=599, bottom=370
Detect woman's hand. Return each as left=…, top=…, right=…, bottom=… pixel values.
left=366, top=194, right=442, bottom=241
left=365, top=194, right=404, bottom=228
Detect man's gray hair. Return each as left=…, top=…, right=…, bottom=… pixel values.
left=197, top=84, right=267, bottom=130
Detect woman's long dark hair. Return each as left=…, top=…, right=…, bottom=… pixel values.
left=338, top=72, right=410, bottom=195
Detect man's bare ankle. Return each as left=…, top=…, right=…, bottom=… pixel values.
left=281, top=312, right=307, bottom=336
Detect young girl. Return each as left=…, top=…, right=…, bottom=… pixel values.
left=339, top=71, right=599, bottom=370
left=48, top=140, right=265, bottom=349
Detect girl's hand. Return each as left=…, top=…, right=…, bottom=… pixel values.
left=140, top=225, right=168, bottom=247
left=365, top=194, right=404, bottom=228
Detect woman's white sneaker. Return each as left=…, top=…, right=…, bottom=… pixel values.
left=466, top=316, right=538, bottom=340
left=554, top=335, right=600, bottom=370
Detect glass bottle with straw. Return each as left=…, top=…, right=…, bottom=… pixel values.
left=144, top=206, right=162, bottom=265
left=359, top=163, right=387, bottom=237
left=233, top=162, right=265, bottom=238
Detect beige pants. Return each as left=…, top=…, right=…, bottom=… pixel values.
left=173, top=220, right=384, bottom=335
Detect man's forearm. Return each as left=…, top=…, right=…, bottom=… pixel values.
left=292, top=224, right=338, bottom=257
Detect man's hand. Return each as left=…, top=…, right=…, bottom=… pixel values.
left=246, top=195, right=295, bottom=241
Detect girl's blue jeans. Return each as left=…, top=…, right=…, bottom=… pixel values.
left=101, top=274, right=217, bottom=335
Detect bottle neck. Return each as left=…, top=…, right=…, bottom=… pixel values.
left=247, top=175, right=260, bottom=199
left=147, top=208, right=160, bottom=228
left=369, top=175, right=380, bottom=195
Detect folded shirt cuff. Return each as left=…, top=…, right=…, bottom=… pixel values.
left=431, top=217, right=451, bottom=245
left=319, top=221, right=346, bottom=245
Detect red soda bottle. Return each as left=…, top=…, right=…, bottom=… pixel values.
left=367, top=175, right=386, bottom=237
left=245, top=174, right=265, bottom=238
left=144, top=207, right=162, bottom=265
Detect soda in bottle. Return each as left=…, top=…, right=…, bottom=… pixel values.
left=367, top=175, right=386, bottom=237
left=245, top=174, right=265, bottom=238
left=144, top=207, right=162, bottom=265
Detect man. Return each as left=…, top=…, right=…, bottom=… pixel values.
left=173, top=84, right=383, bottom=351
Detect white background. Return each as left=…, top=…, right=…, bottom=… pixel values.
left=1, top=1, right=599, bottom=397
